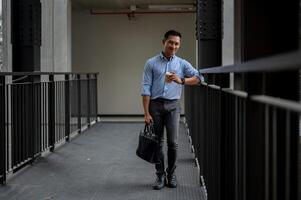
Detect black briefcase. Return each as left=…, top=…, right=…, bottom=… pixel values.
left=136, top=123, right=160, bottom=164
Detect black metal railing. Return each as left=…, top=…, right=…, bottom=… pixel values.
left=0, top=72, right=98, bottom=184
left=185, top=50, right=301, bottom=200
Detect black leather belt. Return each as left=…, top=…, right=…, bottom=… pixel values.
left=151, top=98, right=179, bottom=103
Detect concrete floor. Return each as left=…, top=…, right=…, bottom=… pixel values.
left=0, top=122, right=206, bottom=200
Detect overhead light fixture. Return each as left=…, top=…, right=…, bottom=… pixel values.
left=130, top=5, right=137, bottom=11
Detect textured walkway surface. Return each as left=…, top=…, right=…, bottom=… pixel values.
left=0, top=122, right=206, bottom=200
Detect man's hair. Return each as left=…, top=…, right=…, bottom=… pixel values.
left=163, top=30, right=182, bottom=40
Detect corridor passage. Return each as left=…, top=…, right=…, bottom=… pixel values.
left=0, top=122, right=206, bottom=200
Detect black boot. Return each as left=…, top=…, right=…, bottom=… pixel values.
left=167, top=173, right=177, bottom=188
left=152, top=174, right=167, bottom=190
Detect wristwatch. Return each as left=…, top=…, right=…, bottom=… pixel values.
left=181, top=78, right=185, bottom=85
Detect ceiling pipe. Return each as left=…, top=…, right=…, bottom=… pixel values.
left=89, top=9, right=196, bottom=15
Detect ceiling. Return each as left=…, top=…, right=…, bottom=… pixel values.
left=72, top=0, right=196, bottom=10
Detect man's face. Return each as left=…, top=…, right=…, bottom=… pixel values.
left=162, top=35, right=181, bottom=57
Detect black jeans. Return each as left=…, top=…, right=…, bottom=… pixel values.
left=149, top=98, right=181, bottom=176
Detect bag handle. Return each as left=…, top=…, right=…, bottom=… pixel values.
left=144, top=123, right=155, bottom=135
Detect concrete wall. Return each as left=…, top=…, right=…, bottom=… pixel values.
left=72, top=11, right=196, bottom=115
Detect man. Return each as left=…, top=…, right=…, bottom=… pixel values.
left=141, top=30, right=202, bottom=190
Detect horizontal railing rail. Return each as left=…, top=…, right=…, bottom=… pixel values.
left=185, top=50, right=300, bottom=200
left=0, top=72, right=99, bottom=184
left=199, top=49, right=301, bottom=73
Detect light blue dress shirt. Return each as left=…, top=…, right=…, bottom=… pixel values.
left=141, top=52, right=203, bottom=100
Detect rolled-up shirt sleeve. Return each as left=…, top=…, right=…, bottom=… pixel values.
left=182, top=60, right=204, bottom=82
left=141, top=62, right=152, bottom=96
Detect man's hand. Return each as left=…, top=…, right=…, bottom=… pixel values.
left=144, top=114, right=153, bottom=124
left=169, top=72, right=182, bottom=84
left=170, top=73, right=200, bottom=85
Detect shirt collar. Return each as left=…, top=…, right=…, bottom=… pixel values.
left=160, top=52, right=175, bottom=61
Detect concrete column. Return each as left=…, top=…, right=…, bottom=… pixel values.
left=11, top=0, right=41, bottom=72
left=41, top=0, right=71, bottom=72
left=1, top=0, right=12, bottom=72
left=41, top=0, right=54, bottom=72
left=222, top=0, right=234, bottom=88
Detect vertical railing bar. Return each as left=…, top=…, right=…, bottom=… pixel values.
left=32, top=82, right=36, bottom=156
left=35, top=83, right=38, bottom=154
left=60, top=81, right=65, bottom=139
left=285, top=111, right=290, bottom=200
left=0, top=76, right=6, bottom=184
left=17, top=84, right=20, bottom=166
left=59, top=81, right=61, bottom=140
left=240, top=96, right=244, bottom=200
left=58, top=81, right=60, bottom=141
left=231, top=93, right=234, bottom=199
left=211, top=88, right=214, bottom=199
left=87, top=74, right=91, bottom=126
left=7, top=84, right=11, bottom=171
left=265, top=104, right=270, bottom=200
left=19, top=84, right=23, bottom=164
left=208, top=88, right=211, bottom=197
left=204, top=86, right=208, bottom=192
left=25, top=83, right=29, bottom=160
left=54, top=81, right=56, bottom=143
left=38, top=82, right=41, bottom=153
left=215, top=89, right=217, bottom=198
left=41, top=82, right=44, bottom=151
left=48, top=75, right=55, bottom=152
left=56, top=82, right=58, bottom=141
left=15, top=84, right=19, bottom=166
left=35, top=81, right=39, bottom=155
left=16, top=84, right=20, bottom=165
left=46, top=81, right=49, bottom=149
left=95, top=74, right=98, bottom=121
left=55, top=81, right=57, bottom=142
left=58, top=81, right=60, bottom=140
left=218, top=89, right=221, bottom=200
left=272, top=107, right=277, bottom=200
left=46, top=81, right=48, bottom=149
left=5, top=84, right=9, bottom=173
left=77, top=74, right=81, bottom=133
left=45, top=81, right=48, bottom=149
left=30, top=79, right=35, bottom=161
left=65, top=75, right=70, bottom=142
left=207, top=87, right=210, bottom=196
left=58, top=81, right=61, bottom=140
left=26, top=83, right=29, bottom=161
left=11, top=85, right=15, bottom=168
left=91, top=77, right=93, bottom=121
left=25, top=83, right=28, bottom=161
left=239, top=96, right=243, bottom=200
left=43, top=82, right=46, bottom=150
left=234, top=95, right=239, bottom=200
left=242, top=98, right=247, bottom=200
left=62, top=81, right=64, bottom=139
